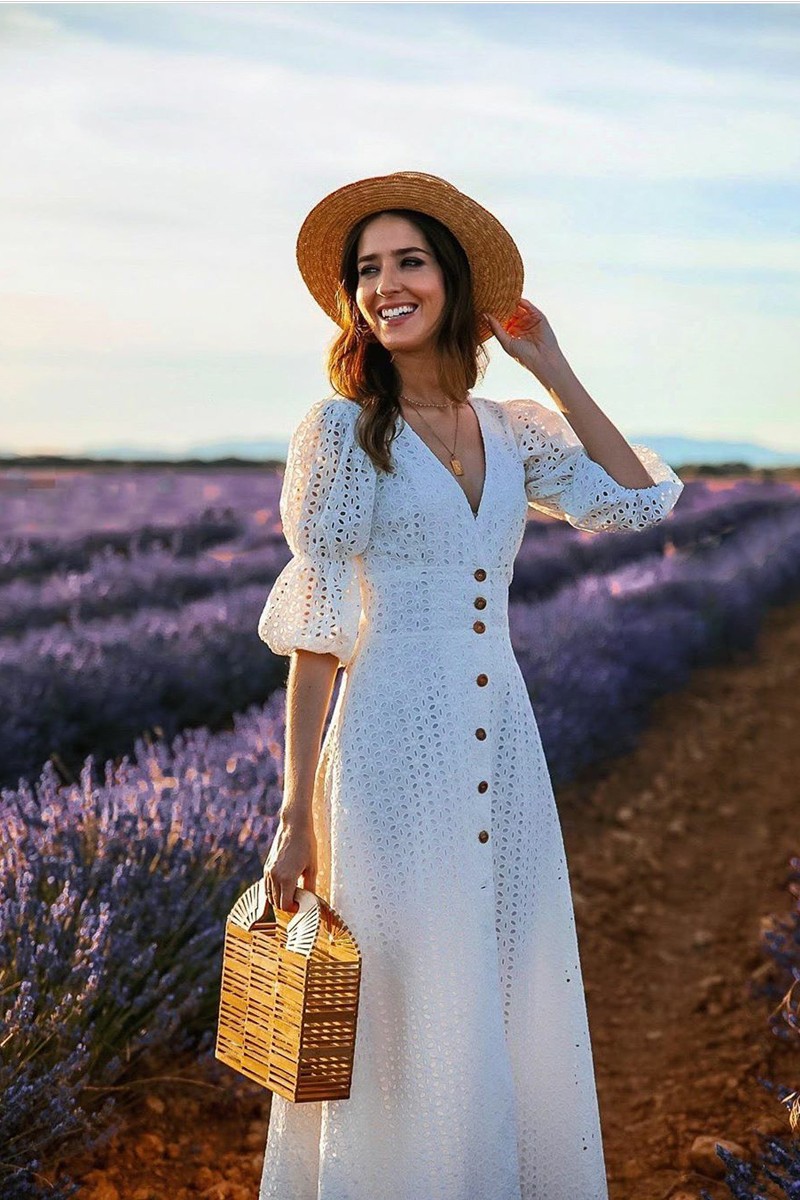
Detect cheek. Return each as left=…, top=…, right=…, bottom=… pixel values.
left=417, top=274, right=444, bottom=304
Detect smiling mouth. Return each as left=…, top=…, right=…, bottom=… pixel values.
left=378, top=305, right=418, bottom=324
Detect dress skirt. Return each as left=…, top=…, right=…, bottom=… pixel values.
left=259, top=580, right=608, bottom=1200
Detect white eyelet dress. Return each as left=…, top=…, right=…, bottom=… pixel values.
left=257, top=393, right=683, bottom=1200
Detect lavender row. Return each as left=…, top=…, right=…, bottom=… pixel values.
left=1, top=466, right=790, bottom=592
left=0, top=480, right=785, bottom=640
left=512, top=501, right=800, bottom=786
left=0, top=465, right=283, bottom=539
left=0, top=694, right=286, bottom=1199
left=0, top=467, right=777, bottom=606
left=511, top=486, right=800, bottom=603
left=0, top=541, right=290, bottom=637
left=3, top=490, right=800, bottom=794
left=1, top=466, right=781, bottom=547
left=0, top=507, right=247, bottom=586
left=0, top=582, right=288, bottom=791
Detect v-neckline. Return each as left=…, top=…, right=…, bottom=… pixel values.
left=399, top=396, right=490, bottom=524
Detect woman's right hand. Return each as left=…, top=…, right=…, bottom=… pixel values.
left=263, top=816, right=318, bottom=914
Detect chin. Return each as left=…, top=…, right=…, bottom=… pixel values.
left=381, top=333, right=433, bottom=352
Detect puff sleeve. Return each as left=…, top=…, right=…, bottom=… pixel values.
left=258, top=398, right=377, bottom=667
left=505, top=397, right=684, bottom=533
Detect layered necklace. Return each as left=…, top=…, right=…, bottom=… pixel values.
left=399, top=392, right=467, bottom=477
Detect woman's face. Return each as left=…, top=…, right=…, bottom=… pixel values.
left=355, top=214, right=446, bottom=354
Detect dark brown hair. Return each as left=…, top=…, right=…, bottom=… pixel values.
left=326, top=208, right=489, bottom=473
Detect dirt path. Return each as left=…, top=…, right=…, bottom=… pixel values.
left=560, top=598, right=800, bottom=1198
left=69, top=600, right=800, bottom=1200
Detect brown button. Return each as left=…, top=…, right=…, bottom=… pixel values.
left=477, top=780, right=489, bottom=793
left=476, top=673, right=489, bottom=687
left=478, top=829, right=489, bottom=843
left=474, top=596, right=487, bottom=610
left=474, top=568, right=487, bottom=582
left=475, top=727, right=486, bottom=740
left=473, top=620, right=486, bottom=634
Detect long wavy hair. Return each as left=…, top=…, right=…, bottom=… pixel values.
left=327, top=208, right=489, bottom=473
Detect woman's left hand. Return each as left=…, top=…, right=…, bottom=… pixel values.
left=484, top=299, right=567, bottom=386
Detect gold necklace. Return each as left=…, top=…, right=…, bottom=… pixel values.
left=399, top=391, right=453, bottom=409
left=402, top=396, right=464, bottom=476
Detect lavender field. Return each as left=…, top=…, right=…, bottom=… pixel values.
left=3, top=463, right=800, bottom=1198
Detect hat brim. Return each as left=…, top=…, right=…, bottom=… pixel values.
left=296, top=171, right=524, bottom=346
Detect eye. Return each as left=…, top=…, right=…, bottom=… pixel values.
left=358, top=257, right=424, bottom=277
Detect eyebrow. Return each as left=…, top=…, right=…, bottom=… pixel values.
left=356, top=246, right=429, bottom=265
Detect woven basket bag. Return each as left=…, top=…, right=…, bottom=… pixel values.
left=215, top=878, right=362, bottom=1102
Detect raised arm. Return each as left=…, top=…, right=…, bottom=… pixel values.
left=487, top=301, right=683, bottom=532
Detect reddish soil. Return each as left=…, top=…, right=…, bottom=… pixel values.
left=64, top=598, right=800, bottom=1200
left=560, top=601, right=799, bottom=1198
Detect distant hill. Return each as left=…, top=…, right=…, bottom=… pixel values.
left=629, top=435, right=800, bottom=470
left=183, top=439, right=291, bottom=461
left=77, top=438, right=292, bottom=462
left=1, top=433, right=799, bottom=469
left=0, top=440, right=290, bottom=466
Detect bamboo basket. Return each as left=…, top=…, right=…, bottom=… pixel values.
left=215, top=878, right=362, bottom=1102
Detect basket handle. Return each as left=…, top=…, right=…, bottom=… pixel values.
left=252, top=892, right=289, bottom=928
left=251, top=879, right=319, bottom=930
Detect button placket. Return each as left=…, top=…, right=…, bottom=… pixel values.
left=472, top=566, right=491, bottom=849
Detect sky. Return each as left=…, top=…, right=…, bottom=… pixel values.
left=1, top=2, right=799, bottom=456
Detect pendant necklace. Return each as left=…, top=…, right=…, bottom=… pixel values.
left=399, top=393, right=465, bottom=477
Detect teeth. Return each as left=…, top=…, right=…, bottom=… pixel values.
left=380, top=305, right=416, bottom=319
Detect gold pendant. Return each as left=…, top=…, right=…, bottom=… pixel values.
left=450, top=457, right=464, bottom=476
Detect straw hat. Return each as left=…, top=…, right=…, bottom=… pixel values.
left=296, top=170, right=524, bottom=345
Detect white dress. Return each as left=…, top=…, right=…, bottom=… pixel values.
left=257, top=392, right=683, bottom=1200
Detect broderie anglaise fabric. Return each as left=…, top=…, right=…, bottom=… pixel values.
left=257, top=394, right=683, bottom=1200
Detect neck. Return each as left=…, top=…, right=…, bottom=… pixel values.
left=392, top=347, right=447, bottom=403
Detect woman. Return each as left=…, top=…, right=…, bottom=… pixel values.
left=257, top=171, right=683, bottom=1200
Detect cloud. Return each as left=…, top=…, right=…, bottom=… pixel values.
left=0, top=3, right=798, bottom=451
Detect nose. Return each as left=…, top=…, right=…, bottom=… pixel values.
left=375, top=264, right=403, bottom=297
